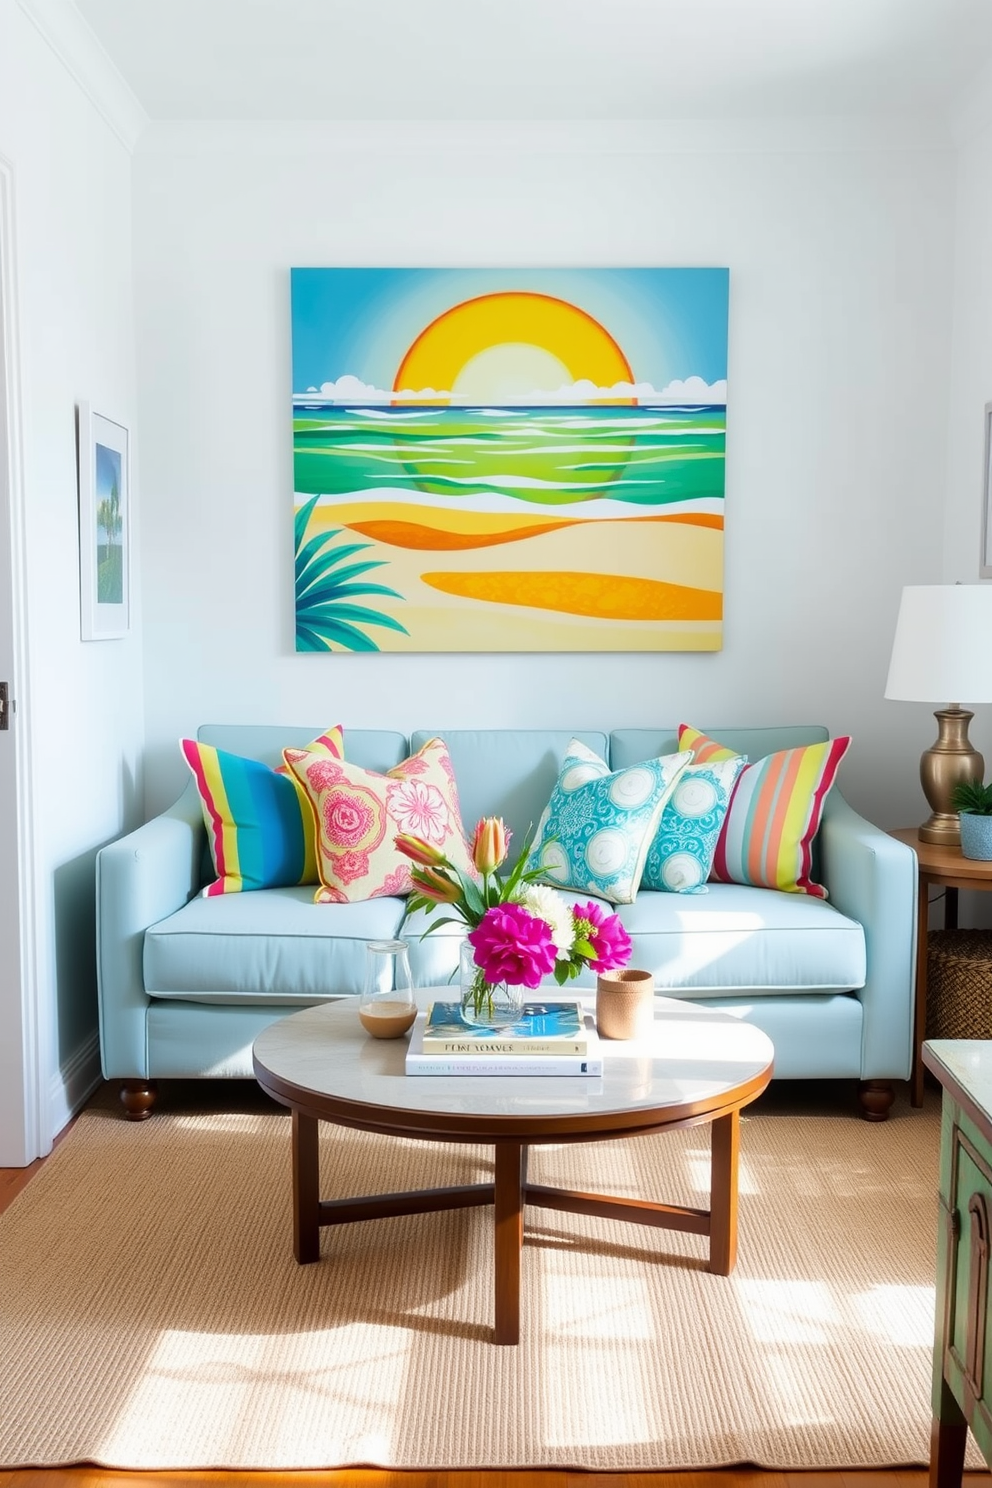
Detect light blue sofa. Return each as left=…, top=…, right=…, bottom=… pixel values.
left=96, top=724, right=918, bottom=1121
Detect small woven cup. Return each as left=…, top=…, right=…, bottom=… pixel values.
left=596, top=968, right=655, bottom=1040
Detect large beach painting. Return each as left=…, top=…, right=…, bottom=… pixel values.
left=291, top=268, right=728, bottom=653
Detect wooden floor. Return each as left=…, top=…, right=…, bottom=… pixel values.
left=2, top=1101, right=988, bottom=1488
left=0, top=1465, right=989, bottom=1488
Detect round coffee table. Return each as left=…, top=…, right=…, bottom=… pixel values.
left=252, top=993, right=774, bottom=1345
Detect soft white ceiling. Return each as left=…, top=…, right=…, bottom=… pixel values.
left=71, top=0, right=992, bottom=123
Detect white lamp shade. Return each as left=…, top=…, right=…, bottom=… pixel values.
left=885, top=584, right=992, bottom=703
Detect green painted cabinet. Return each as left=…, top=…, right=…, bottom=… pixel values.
left=924, top=1039, right=992, bottom=1488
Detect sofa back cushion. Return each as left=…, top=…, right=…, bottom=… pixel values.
left=410, top=729, right=609, bottom=861
left=197, top=724, right=408, bottom=774
left=609, top=725, right=830, bottom=769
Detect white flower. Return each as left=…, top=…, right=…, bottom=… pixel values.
left=513, top=883, right=575, bottom=957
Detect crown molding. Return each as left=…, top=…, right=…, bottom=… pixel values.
left=16, top=0, right=148, bottom=152
left=136, top=115, right=951, bottom=159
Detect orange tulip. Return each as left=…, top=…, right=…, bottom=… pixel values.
left=413, top=866, right=461, bottom=904
left=471, top=816, right=511, bottom=876
left=394, top=833, right=447, bottom=867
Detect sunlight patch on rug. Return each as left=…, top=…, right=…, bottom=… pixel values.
left=853, top=1284, right=935, bottom=1347
left=735, top=1279, right=841, bottom=1343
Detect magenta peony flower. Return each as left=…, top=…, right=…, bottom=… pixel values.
left=467, top=902, right=557, bottom=989
left=572, top=901, right=632, bottom=973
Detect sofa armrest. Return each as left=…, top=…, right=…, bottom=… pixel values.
left=96, top=780, right=205, bottom=1078
left=818, top=790, right=918, bottom=1080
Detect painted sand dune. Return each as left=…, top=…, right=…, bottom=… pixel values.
left=297, top=494, right=723, bottom=652
left=344, top=509, right=723, bottom=552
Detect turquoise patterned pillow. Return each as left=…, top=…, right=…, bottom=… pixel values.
left=641, top=756, right=747, bottom=894
left=524, top=739, right=692, bottom=905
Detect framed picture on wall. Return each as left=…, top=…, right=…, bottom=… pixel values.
left=76, top=403, right=130, bottom=639
left=982, top=400, right=992, bottom=580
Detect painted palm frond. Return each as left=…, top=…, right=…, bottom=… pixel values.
left=294, top=494, right=408, bottom=652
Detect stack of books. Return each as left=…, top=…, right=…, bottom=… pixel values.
left=405, top=999, right=603, bottom=1076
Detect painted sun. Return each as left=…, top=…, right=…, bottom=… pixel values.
left=394, top=291, right=635, bottom=404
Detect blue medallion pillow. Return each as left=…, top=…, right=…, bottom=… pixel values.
left=524, top=739, right=691, bottom=905
left=640, top=755, right=747, bottom=894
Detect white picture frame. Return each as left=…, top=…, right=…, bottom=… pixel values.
left=77, top=402, right=129, bottom=639
left=982, top=400, right=992, bottom=580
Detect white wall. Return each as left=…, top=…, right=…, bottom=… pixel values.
left=133, top=119, right=956, bottom=831
left=0, top=0, right=145, bottom=1151
left=938, top=77, right=992, bottom=926
left=945, top=88, right=992, bottom=593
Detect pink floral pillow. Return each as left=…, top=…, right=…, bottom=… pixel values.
left=282, top=736, right=473, bottom=903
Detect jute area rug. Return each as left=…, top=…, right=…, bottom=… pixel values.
left=0, top=1079, right=980, bottom=1473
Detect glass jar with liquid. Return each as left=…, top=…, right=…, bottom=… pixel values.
left=358, top=939, right=417, bottom=1039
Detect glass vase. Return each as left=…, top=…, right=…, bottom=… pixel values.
left=459, top=939, right=526, bottom=1028
left=358, top=939, right=417, bottom=1039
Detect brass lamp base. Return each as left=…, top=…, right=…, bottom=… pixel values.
left=918, top=706, right=984, bottom=845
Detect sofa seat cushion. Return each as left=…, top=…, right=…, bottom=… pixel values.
left=403, top=883, right=865, bottom=1000
left=144, top=887, right=408, bottom=1004
left=620, top=884, right=866, bottom=996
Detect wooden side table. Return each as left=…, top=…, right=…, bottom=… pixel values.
left=890, top=828, right=992, bottom=1107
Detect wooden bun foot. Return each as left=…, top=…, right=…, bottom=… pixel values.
left=858, top=1079, right=894, bottom=1122
left=120, top=1080, right=157, bottom=1120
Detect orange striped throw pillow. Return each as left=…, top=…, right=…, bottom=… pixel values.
left=677, top=725, right=851, bottom=898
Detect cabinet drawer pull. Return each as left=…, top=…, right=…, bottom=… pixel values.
left=966, top=1192, right=991, bottom=1398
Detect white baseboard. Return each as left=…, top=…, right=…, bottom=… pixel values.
left=49, top=1029, right=102, bottom=1137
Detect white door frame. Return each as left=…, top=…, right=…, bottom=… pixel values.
left=0, top=155, right=47, bottom=1165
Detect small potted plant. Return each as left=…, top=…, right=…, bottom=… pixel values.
left=951, top=778, right=992, bottom=860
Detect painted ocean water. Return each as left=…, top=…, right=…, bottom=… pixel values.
left=293, top=403, right=725, bottom=509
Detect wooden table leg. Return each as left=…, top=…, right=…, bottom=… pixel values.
left=493, top=1140, right=525, bottom=1345
left=913, top=875, right=931, bottom=1108
left=709, top=1110, right=739, bottom=1275
left=292, top=1109, right=320, bottom=1264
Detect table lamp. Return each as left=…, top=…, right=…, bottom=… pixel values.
left=884, top=584, right=992, bottom=845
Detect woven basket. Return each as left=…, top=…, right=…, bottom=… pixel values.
left=926, top=928, right=992, bottom=1040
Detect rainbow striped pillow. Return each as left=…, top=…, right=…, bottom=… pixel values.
left=181, top=728, right=344, bottom=896
left=677, top=725, right=851, bottom=898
